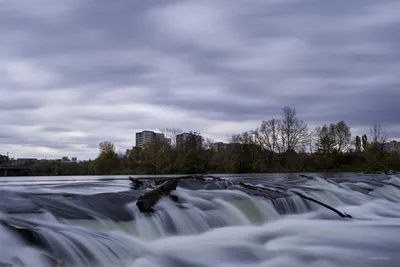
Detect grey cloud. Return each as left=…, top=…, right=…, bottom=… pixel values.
left=0, top=133, right=69, bottom=150
left=41, top=126, right=71, bottom=133
left=77, top=112, right=154, bottom=123
left=302, top=90, right=400, bottom=127
left=1, top=0, right=400, bottom=159
left=0, top=98, right=43, bottom=111
left=0, top=133, right=12, bottom=139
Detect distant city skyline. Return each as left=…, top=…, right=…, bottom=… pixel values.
left=3, top=128, right=400, bottom=161
left=1, top=0, right=400, bottom=160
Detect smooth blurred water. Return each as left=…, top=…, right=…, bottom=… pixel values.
left=0, top=173, right=399, bottom=267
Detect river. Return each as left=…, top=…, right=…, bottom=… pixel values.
left=0, top=173, right=399, bottom=267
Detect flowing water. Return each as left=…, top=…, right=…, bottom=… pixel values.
left=0, top=173, right=399, bottom=267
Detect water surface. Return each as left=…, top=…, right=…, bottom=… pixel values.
left=0, top=173, right=399, bottom=267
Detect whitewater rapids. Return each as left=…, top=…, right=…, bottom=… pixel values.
left=0, top=173, right=399, bottom=267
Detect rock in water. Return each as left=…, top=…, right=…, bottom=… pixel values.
left=11, top=257, right=25, bottom=267
left=40, top=253, right=67, bottom=267
left=0, top=221, right=47, bottom=249
left=136, top=179, right=179, bottom=212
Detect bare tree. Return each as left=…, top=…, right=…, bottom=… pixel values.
left=306, top=129, right=316, bottom=153
left=202, top=137, right=215, bottom=150
left=279, top=107, right=309, bottom=152
left=229, top=131, right=257, bottom=148
left=369, top=123, right=388, bottom=144
left=253, top=119, right=282, bottom=154
left=159, top=127, right=183, bottom=147
left=369, top=123, right=388, bottom=152
left=229, top=133, right=240, bottom=144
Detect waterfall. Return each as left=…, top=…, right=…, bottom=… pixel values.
left=0, top=174, right=399, bottom=267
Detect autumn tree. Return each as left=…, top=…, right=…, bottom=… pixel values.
left=141, top=139, right=172, bottom=174
left=95, top=141, right=119, bottom=174
left=123, top=146, right=142, bottom=172
left=175, top=131, right=206, bottom=174
left=98, top=141, right=117, bottom=160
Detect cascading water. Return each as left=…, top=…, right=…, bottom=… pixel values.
left=0, top=173, right=399, bottom=267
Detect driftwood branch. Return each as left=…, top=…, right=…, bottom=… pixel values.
left=290, top=190, right=352, bottom=218
left=136, top=179, right=179, bottom=212
left=133, top=174, right=223, bottom=212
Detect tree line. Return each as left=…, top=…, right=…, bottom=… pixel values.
left=1, top=106, right=399, bottom=176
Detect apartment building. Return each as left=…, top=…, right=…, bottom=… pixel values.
left=211, top=142, right=228, bottom=152
left=136, top=131, right=154, bottom=148
left=9, top=158, right=38, bottom=165
left=176, top=132, right=203, bottom=149
left=383, top=141, right=400, bottom=153
left=135, top=131, right=170, bottom=148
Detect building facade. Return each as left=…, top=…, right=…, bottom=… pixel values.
left=211, top=142, right=228, bottom=152
left=136, top=131, right=155, bottom=148
left=9, top=158, right=38, bottom=165
left=176, top=132, right=203, bottom=150
left=383, top=141, right=400, bottom=153
left=135, top=131, right=170, bottom=148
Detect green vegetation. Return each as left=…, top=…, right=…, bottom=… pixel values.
left=1, top=107, right=399, bottom=176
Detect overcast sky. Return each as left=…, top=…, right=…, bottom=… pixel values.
left=1, top=0, right=399, bottom=160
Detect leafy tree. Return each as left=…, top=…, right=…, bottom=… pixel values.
left=362, top=134, right=368, bottom=151
left=95, top=141, right=119, bottom=174
left=315, top=124, right=336, bottom=154
left=335, top=120, right=352, bottom=153
left=98, top=141, right=116, bottom=160
left=355, top=135, right=362, bottom=153
left=0, top=154, right=9, bottom=165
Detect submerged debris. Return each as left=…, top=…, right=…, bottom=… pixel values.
left=290, top=190, right=352, bottom=218
left=136, top=179, right=179, bottom=212
left=134, top=174, right=224, bottom=212
left=132, top=174, right=352, bottom=219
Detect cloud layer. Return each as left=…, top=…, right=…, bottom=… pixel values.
left=1, top=0, right=399, bottom=159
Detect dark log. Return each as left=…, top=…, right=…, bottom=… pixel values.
left=299, top=174, right=314, bottom=179
left=290, top=190, right=352, bottom=218
left=136, top=179, right=179, bottom=212
left=129, top=174, right=222, bottom=183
